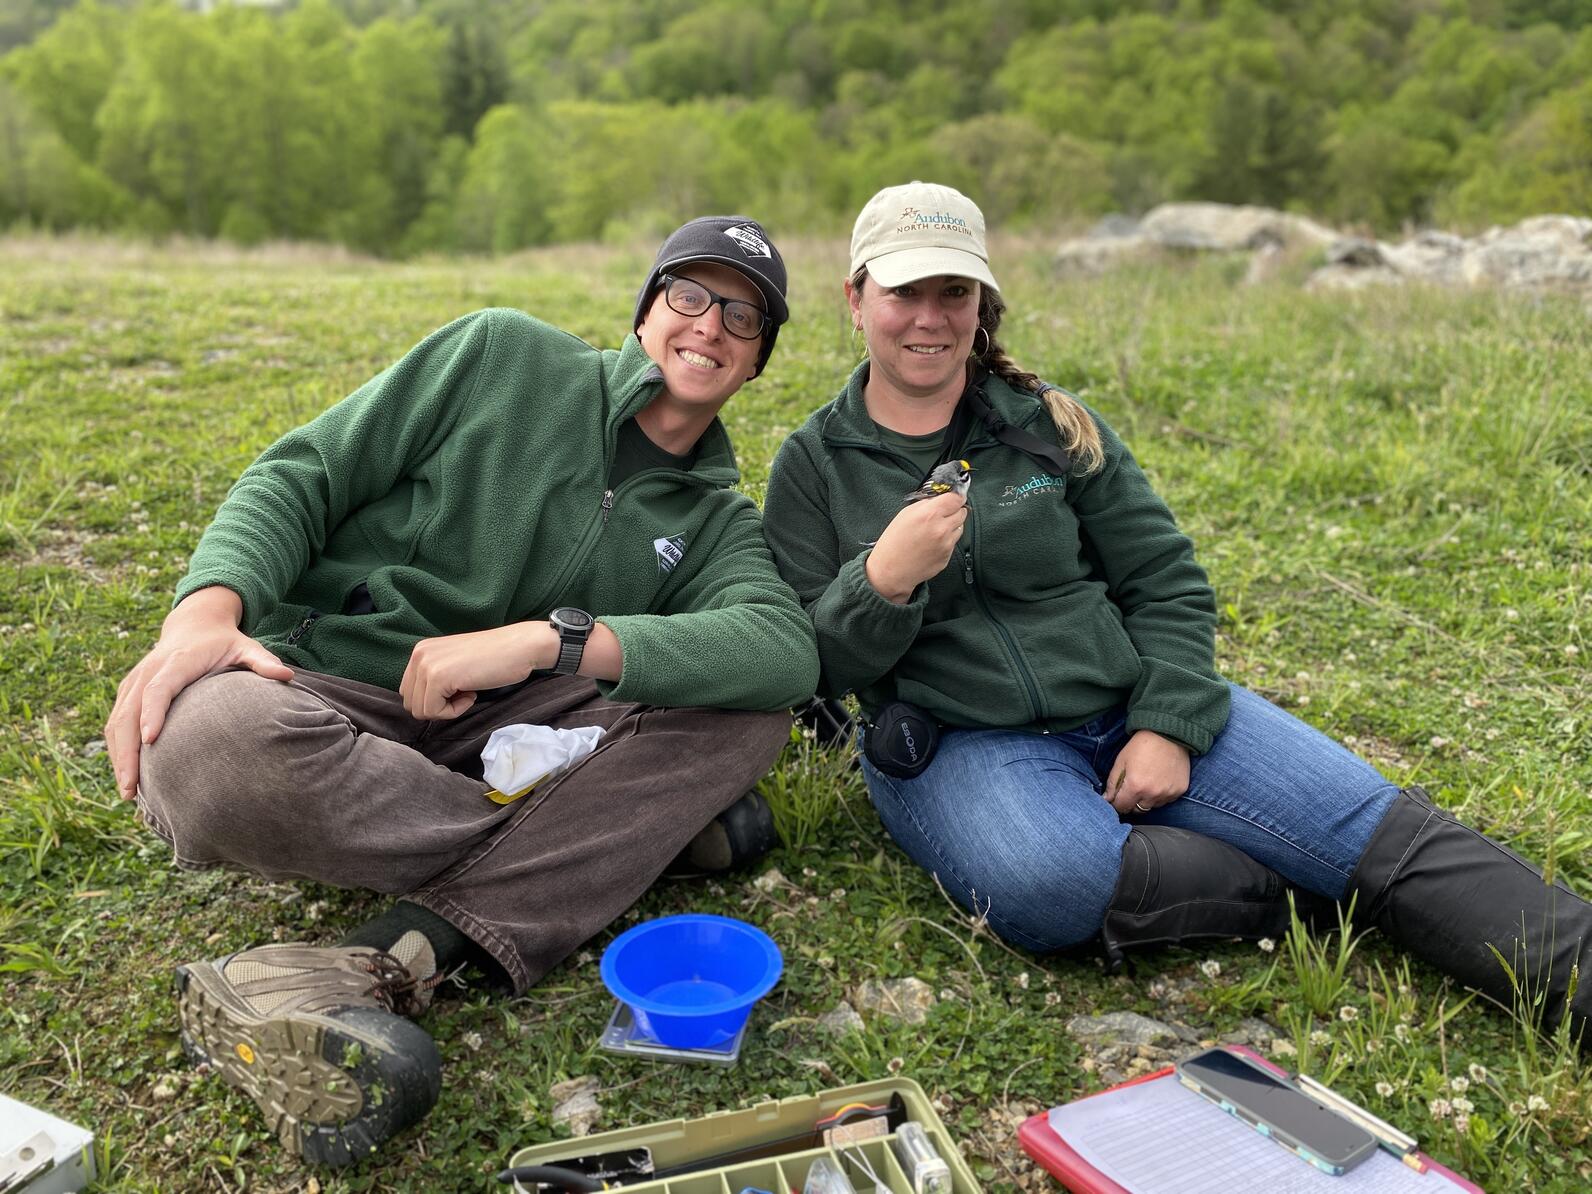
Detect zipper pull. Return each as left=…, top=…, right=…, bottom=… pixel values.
left=285, top=611, right=321, bottom=645
left=961, top=550, right=974, bottom=585
left=601, top=489, right=613, bottom=526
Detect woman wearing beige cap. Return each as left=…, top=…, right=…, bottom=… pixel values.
left=763, top=181, right=1591, bottom=1041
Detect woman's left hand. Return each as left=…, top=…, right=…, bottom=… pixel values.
left=1105, top=730, right=1191, bottom=816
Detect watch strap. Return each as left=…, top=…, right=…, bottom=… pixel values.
left=553, top=634, right=585, bottom=675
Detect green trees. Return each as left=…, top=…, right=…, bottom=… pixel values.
left=1, top=0, right=1588, bottom=250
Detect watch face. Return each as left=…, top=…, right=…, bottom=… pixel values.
left=554, top=608, right=593, bottom=630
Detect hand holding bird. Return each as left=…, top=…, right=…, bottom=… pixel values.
left=864, top=460, right=974, bottom=604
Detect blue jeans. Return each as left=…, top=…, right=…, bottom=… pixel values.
left=862, top=684, right=1400, bottom=953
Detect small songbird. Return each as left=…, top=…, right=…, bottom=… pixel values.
left=903, top=459, right=974, bottom=505
left=861, top=459, right=974, bottom=546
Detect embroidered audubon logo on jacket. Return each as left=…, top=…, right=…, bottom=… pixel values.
left=996, top=473, right=1067, bottom=507
left=654, top=534, right=686, bottom=574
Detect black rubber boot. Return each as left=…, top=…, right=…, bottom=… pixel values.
left=1101, top=824, right=1329, bottom=974
left=1348, top=786, right=1592, bottom=1042
left=666, top=790, right=780, bottom=875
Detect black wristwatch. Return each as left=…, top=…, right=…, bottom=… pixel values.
left=548, top=607, right=595, bottom=675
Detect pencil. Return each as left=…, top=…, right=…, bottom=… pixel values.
left=1402, top=1150, right=1430, bottom=1174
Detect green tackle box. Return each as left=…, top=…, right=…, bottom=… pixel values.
left=506, top=1078, right=984, bottom=1194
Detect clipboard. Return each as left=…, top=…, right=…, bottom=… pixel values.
left=1017, top=1045, right=1481, bottom=1194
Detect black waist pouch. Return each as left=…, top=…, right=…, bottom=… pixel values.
left=863, top=701, right=941, bottom=779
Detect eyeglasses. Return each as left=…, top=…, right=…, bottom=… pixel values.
left=659, top=274, right=767, bottom=340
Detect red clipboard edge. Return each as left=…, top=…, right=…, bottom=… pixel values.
left=1017, top=1045, right=1483, bottom=1193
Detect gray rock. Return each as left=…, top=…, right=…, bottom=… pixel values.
left=1382, top=233, right=1468, bottom=284
left=1087, top=213, right=1142, bottom=240
left=1060, top=207, right=1592, bottom=295
left=1054, top=235, right=1154, bottom=276
left=1219, top=1018, right=1277, bottom=1046
left=816, top=1001, right=865, bottom=1036
left=1242, top=241, right=1287, bottom=286
left=1066, top=1011, right=1183, bottom=1047
left=1318, top=215, right=1592, bottom=293
left=550, top=1076, right=602, bottom=1136
left=1462, top=216, right=1592, bottom=289
left=1325, top=237, right=1388, bottom=268
left=1139, top=203, right=1337, bottom=253
left=855, top=977, right=936, bottom=1025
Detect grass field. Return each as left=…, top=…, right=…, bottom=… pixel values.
left=2, top=234, right=1589, bottom=1192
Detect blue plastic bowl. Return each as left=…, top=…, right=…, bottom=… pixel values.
left=600, top=914, right=783, bottom=1048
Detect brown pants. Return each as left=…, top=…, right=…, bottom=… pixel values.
left=135, top=668, right=790, bottom=992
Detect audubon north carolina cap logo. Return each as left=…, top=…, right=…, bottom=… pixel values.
left=723, top=224, right=772, bottom=259
left=894, top=205, right=973, bottom=239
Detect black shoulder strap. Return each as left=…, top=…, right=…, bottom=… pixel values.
left=934, top=380, right=980, bottom=469
left=964, top=376, right=1073, bottom=478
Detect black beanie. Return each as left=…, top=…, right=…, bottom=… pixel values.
left=633, top=216, right=789, bottom=377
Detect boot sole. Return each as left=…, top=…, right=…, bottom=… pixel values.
left=175, top=962, right=442, bottom=1166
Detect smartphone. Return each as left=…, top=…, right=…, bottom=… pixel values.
left=1175, top=1048, right=1378, bottom=1175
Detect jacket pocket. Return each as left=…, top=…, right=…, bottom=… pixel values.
left=342, top=579, right=376, bottom=615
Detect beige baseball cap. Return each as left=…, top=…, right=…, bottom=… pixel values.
left=849, top=181, right=999, bottom=291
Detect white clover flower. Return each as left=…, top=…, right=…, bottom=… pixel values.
left=1452, top=1097, right=1473, bottom=1114
left=1258, top=938, right=1275, bottom=953
left=1468, top=1064, right=1487, bottom=1083
left=1376, top=1081, right=1394, bottom=1098
left=887, top=1057, right=904, bottom=1075
left=1200, top=960, right=1222, bottom=979
left=1339, top=1006, right=1359, bottom=1022
left=1528, top=1094, right=1549, bottom=1112
left=1366, top=1039, right=1382, bottom=1053
left=1455, top=1114, right=1470, bottom=1135
left=1429, top=1098, right=1452, bottom=1119
left=1449, top=1076, right=1469, bottom=1093
left=1509, top=1101, right=1526, bottom=1116
left=1015, top=971, right=1030, bottom=989
left=1310, top=1030, right=1331, bottom=1046
left=1394, top=1024, right=1411, bottom=1043
left=1272, top=1038, right=1298, bottom=1057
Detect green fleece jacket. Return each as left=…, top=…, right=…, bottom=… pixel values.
left=763, top=365, right=1229, bottom=753
left=176, top=308, right=819, bottom=712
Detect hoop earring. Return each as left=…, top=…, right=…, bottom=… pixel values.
left=971, top=326, right=991, bottom=359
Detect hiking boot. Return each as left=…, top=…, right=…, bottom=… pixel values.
left=667, top=790, right=781, bottom=875
left=175, top=930, right=444, bottom=1166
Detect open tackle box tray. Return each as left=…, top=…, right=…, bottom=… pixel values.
left=506, top=1078, right=983, bottom=1194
